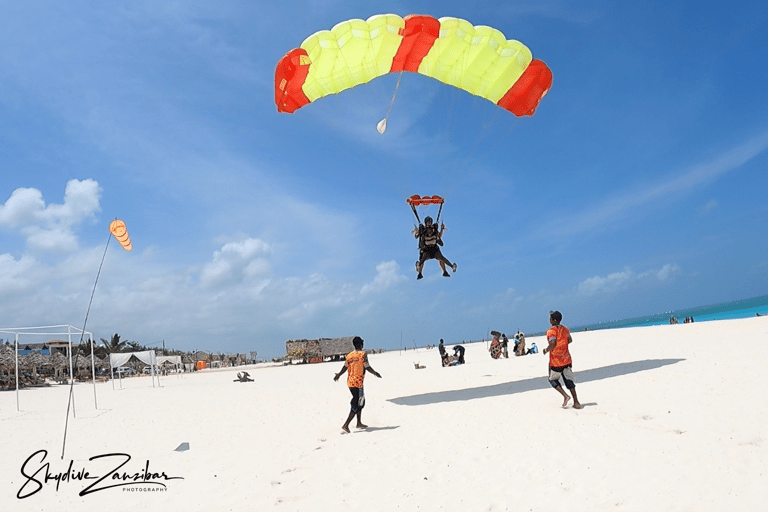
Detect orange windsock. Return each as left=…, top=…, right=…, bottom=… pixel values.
left=109, top=219, right=132, bottom=251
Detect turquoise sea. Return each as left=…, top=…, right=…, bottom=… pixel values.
left=574, top=294, right=768, bottom=333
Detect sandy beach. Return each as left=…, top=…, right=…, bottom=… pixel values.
left=2, top=315, right=767, bottom=511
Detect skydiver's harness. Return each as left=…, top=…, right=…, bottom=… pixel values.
left=411, top=201, right=443, bottom=251
left=417, top=225, right=442, bottom=251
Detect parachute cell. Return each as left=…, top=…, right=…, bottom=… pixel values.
left=275, top=14, right=552, bottom=117
left=109, top=219, right=132, bottom=251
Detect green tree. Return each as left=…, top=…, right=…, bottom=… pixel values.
left=100, top=333, right=128, bottom=354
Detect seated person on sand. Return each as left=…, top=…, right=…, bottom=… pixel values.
left=234, top=371, right=253, bottom=382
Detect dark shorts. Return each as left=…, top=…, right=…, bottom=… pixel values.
left=349, top=387, right=365, bottom=413
left=419, top=246, right=447, bottom=265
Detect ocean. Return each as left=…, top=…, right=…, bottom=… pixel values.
left=575, top=294, right=768, bottom=333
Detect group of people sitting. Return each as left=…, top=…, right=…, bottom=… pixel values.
left=438, top=339, right=465, bottom=367
left=489, top=331, right=537, bottom=359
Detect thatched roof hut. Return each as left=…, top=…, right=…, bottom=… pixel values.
left=285, top=336, right=358, bottom=363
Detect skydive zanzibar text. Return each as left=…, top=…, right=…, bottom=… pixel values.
left=17, top=450, right=183, bottom=499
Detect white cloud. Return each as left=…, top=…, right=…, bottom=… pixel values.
left=360, top=260, right=407, bottom=295
left=199, top=238, right=271, bottom=288
left=578, top=267, right=634, bottom=296
left=579, top=263, right=680, bottom=296
left=655, top=263, right=680, bottom=280
left=0, top=179, right=101, bottom=252
left=0, top=254, right=39, bottom=295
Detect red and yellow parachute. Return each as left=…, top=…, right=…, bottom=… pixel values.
left=109, top=219, right=132, bottom=251
left=275, top=14, right=552, bottom=117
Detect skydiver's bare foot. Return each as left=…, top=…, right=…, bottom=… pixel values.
left=572, top=402, right=582, bottom=409
left=356, top=423, right=368, bottom=429
left=562, top=395, right=571, bottom=408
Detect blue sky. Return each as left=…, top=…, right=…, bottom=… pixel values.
left=1, top=1, right=766, bottom=358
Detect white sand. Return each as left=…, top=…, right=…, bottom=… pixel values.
left=2, top=316, right=767, bottom=511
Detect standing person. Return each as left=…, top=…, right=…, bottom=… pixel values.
left=543, top=311, right=582, bottom=409
left=489, top=334, right=502, bottom=359
left=501, top=334, right=509, bottom=358
left=333, top=337, right=382, bottom=433
left=438, top=339, right=449, bottom=367
left=515, top=331, right=526, bottom=356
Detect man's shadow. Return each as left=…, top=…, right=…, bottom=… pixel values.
left=387, top=359, right=683, bottom=406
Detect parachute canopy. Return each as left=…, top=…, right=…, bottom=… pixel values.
left=407, top=194, right=444, bottom=206
left=109, top=219, right=132, bottom=251
left=275, top=14, right=552, bottom=117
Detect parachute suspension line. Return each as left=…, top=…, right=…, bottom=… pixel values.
left=410, top=203, right=421, bottom=225
left=435, top=202, right=444, bottom=226
left=61, top=230, right=112, bottom=460
left=377, top=71, right=404, bottom=134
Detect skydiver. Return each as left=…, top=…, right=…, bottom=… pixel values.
left=413, top=216, right=457, bottom=280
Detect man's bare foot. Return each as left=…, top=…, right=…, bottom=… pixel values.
left=341, top=426, right=350, bottom=434
left=572, top=402, right=583, bottom=409
left=356, top=423, right=368, bottom=429
left=562, top=395, right=571, bottom=408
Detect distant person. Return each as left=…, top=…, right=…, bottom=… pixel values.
left=543, top=311, right=582, bottom=409
left=527, top=342, right=538, bottom=354
left=438, top=339, right=446, bottom=358
left=333, top=337, right=382, bottom=434
left=453, top=344, right=465, bottom=364
left=489, top=334, right=502, bottom=359
left=501, top=334, right=509, bottom=358
left=515, top=331, right=526, bottom=356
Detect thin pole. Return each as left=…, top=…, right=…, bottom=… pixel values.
left=90, top=333, right=98, bottom=409
left=67, top=325, right=75, bottom=418
left=15, top=333, right=19, bottom=411
left=62, top=232, right=112, bottom=460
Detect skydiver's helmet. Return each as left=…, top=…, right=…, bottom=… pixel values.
left=424, top=216, right=433, bottom=225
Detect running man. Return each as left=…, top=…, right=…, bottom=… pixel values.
left=543, top=310, right=582, bottom=409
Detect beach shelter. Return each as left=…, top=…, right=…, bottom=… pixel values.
left=109, top=350, right=160, bottom=388
left=156, top=355, right=182, bottom=374
left=0, top=324, right=97, bottom=412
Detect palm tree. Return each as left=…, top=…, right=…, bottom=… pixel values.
left=100, top=333, right=128, bottom=354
